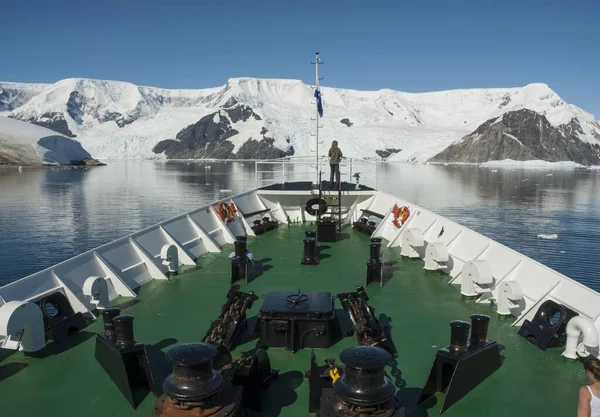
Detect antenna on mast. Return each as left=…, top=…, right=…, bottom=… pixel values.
left=311, top=52, right=324, bottom=186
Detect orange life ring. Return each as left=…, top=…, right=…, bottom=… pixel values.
left=217, top=202, right=235, bottom=223
left=391, top=205, right=410, bottom=228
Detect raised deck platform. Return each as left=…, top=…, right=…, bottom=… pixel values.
left=0, top=225, right=585, bottom=417
left=258, top=180, right=376, bottom=194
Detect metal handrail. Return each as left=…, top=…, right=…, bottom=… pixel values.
left=255, top=156, right=378, bottom=190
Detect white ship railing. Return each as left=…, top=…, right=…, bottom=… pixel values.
left=254, top=156, right=378, bottom=189
left=2, top=178, right=600, bottom=360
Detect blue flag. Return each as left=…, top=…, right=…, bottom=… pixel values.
left=314, top=89, right=323, bottom=117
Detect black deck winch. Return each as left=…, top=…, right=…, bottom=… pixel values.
left=366, top=238, right=384, bottom=287
left=154, top=343, right=242, bottom=417
left=337, top=286, right=397, bottom=357
left=419, top=314, right=502, bottom=414
left=231, top=238, right=249, bottom=284
left=307, top=346, right=404, bottom=416
left=256, top=290, right=338, bottom=353
left=95, top=311, right=160, bottom=409
left=334, top=346, right=395, bottom=407
left=202, top=284, right=258, bottom=350
left=301, top=236, right=320, bottom=265
left=517, top=299, right=578, bottom=350
left=162, top=343, right=224, bottom=403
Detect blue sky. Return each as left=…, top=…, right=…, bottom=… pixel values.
left=2, top=0, right=599, bottom=117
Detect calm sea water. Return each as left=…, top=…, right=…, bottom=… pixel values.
left=1, top=161, right=599, bottom=292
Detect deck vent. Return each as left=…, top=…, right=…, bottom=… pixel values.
left=517, top=299, right=578, bottom=350
left=366, top=238, right=384, bottom=287
left=419, top=314, right=502, bottom=414
left=563, top=316, right=600, bottom=359
left=301, top=237, right=320, bottom=265
left=307, top=346, right=404, bottom=415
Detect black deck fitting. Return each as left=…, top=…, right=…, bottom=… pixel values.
left=162, top=343, right=224, bottom=402
left=353, top=211, right=382, bottom=236
left=419, top=315, right=502, bottom=414
left=334, top=346, right=395, bottom=407
left=202, top=284, right=258, bottom=350
left=95, top=314, right=160, bottom=409
left=301, top=237, right=320, bottom=265
left=231, top=239, right=249, bottom=284
left=251, top=216, right=278, bottom=235
left=308, top=347, right=404, bottom=416
left=366, top=240, right=384, bottom=287
left=317, top=216, right=338, bottom=242
left=232, top=348, right=279, bottom=412
left=101, top=308, right=121, bottom=344
left=257, top=291, right=337, bottom=353
left=36, top=291, right=87, bottom=344
left=307, top=351, right=332, bottom=413
left=517, top=299, right=578, bottom=350
left=153, top=343, right=244, bottom=417
left=337, top=286, right=397, bottom=357
left=449, top=320, right=470, bottom=352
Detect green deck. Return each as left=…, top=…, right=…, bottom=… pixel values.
left=0, top=225, right=586, bottom=416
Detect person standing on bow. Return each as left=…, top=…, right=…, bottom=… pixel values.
left=328, top=140, right=343, bottom=190
left=578, top=356, right=600, bottom=417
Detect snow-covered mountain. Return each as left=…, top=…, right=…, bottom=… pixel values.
left=429, top=109, right=600, bottom=165
left=0, top=116, right=99, bottom=166
left=1, top=77, right=598, bottom=162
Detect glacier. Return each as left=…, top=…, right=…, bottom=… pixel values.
left=1, top=77, right=598, bottom=162
left=0, top=116, right=95, bottom=165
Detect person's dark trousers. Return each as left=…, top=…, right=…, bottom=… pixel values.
left=330, top=164, right=340, bottom=189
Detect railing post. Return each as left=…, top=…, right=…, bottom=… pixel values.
left=282, top=159, right=285, bottom=184
left=255, top=160, right=258, bottom=189
left=350, top=158, right=353, bottom=182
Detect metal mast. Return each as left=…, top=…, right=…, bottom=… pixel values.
left=311, top=52, right=323, bottom=186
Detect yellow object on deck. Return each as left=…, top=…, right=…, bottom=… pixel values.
left=329, top=367, right=340, bottom=383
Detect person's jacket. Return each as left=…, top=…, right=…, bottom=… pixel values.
left=329, top=147, right=342, bottom=164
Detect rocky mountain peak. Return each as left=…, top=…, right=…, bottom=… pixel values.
left=430, top=109, right=600, bottom=166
